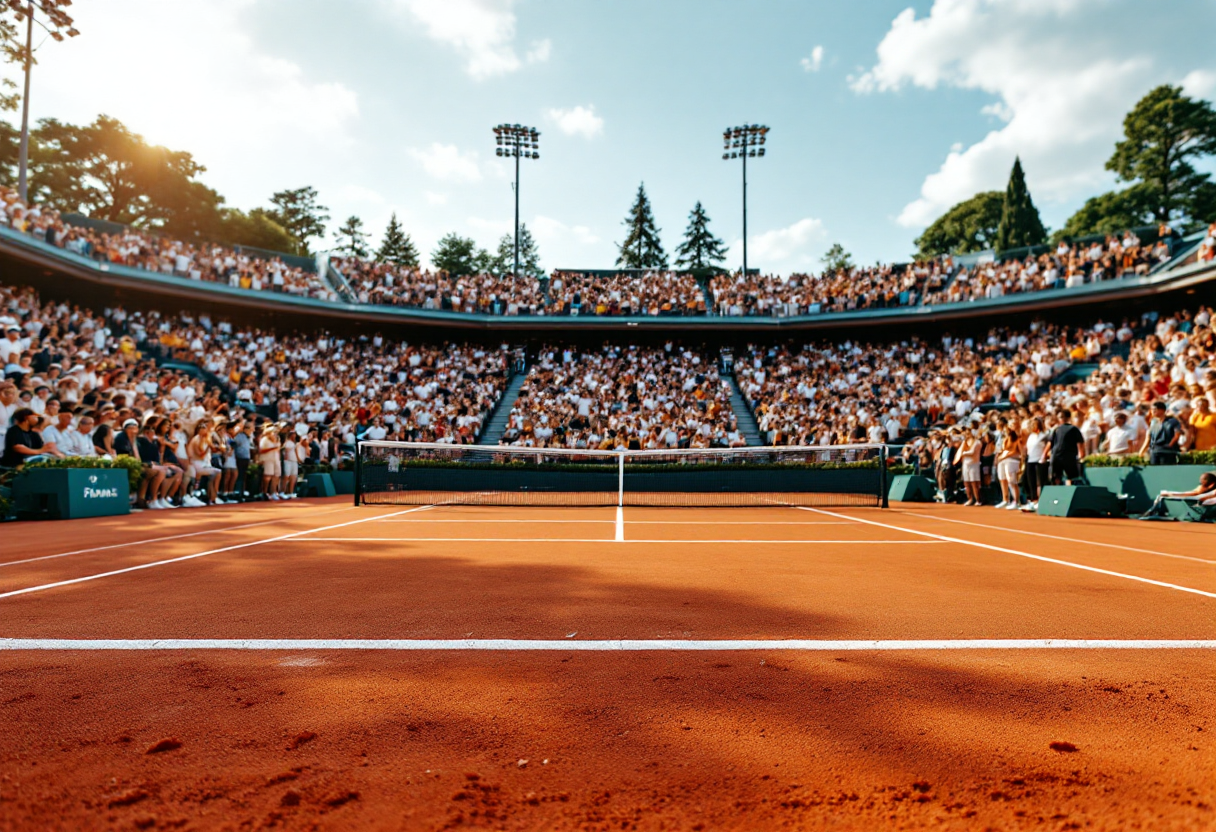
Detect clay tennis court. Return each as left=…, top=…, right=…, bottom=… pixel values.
left=1, top=498, right=1213, bottom=830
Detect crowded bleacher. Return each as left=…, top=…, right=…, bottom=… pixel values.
left=499, top=344, right=744, bottom=448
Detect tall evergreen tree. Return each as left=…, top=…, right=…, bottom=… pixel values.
left=334, top=215, right=369, bottom=258
left=264, top=186, right=329, bottom=255
left=820, top=243, right=854, bottom=274
left=375, top=212, right=419, bottom=267
left=490, top=223, right=541, bottom=276
left=615, top=183, right=667, bottom=269
left=913, top=191, right=1004, bottom=258
left=673, top=201, right=727, bottom=272
left=994, top=157, right=1047, bottom=252
left=431, top=233, right=488, bottom=276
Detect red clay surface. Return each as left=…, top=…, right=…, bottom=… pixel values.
left=1, top=499, right=1214, bottom=830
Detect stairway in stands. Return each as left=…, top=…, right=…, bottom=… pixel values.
left=723, top=370, right=764, bottom=447
left=477, top=370, right=529, bottom=446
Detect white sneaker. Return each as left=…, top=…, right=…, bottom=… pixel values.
left=149, top=499, right=166, bottom=510
left=995, top=501, right=1007, bottom=509
left=1005, top=503, right=1020, bottom=510
left=184, top=495, right=206, bottom=508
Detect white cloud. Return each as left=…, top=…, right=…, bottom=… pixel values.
left=852, top=0, right=1216, bottom=228
left=0, top=0, right=358, bottom=210
left=726, top=218, right=827, bottom=272
left=531, top=215, right=600, bottom=247
left=1183, top=69, right=1216, bottom=99
left=425, top=191, right=449, bottom=205
left=407, top=143, right=484, bottom=182
left=339, top=185, right=387, bottom=205
left=396, top=0, right=547, bottom=80
left=546, top=105, right=604, bottom=138
left=526, top=39, right=552, bottom=64
left=800, top=45, right=824, bottom=73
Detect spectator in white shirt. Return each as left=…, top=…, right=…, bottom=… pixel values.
left=1103, top=411, right=1135, bottom=456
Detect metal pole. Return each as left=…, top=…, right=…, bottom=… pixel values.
left=17, top=0, right=34, bottom=202
left=618, top=451, right=624, bottom=508
left=879, top=445, right=889, bottom=509
left=353, top=440, right=363, bottom=506
left=513, top=145, right=521, bottom=278
left=741, top=143, right=748, bottom=277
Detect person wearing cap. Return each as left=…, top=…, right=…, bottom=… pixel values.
left=114, top=417, right=139, bottom=457
left=258, top=422, right=282, bottom=499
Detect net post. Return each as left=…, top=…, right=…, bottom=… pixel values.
left=879, top=444, right=889, bottom=509
left=353, top=440, right=362, bottom=507
left=618, top=451, right=624, bottom=507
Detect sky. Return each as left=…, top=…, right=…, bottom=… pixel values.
left=5, top=0, right=1216, bottom=273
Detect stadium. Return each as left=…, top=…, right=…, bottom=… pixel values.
left=1, top=2, right=1215, bottom=829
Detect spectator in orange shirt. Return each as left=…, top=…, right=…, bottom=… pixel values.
left=1189, top=398, right=1216, bottom=451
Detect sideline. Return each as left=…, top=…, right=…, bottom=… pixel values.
left=0, top=505, right=433, bottom=600
left=2, top=638, right=1214, bottom=651
left=796, top=507, right=1216, bottom=599
left=0, top=505, right=359, bottom=568
left=291, top=537, right=936, bottom=545
left=899, top=511, right=1216, bottom=565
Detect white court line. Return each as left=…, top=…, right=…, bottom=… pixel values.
left=293, top=537, right=935, bottom=545
left=615, top=506, right=624, bottom=542
left=0, top=505, right=359, bottom=568
left=0, top=505, right=434, bottom=601
left=379, top=519, right=857, bottom=525
left=2, top=638, right=1214, bottom=651
left=797, top=507, right=1216, bottom=599
left=900, top=512, right=1216, bottom=566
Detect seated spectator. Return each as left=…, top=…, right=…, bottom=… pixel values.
left=1, top=407, right=51, bottom=466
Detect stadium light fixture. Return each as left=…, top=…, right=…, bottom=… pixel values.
left=493, top=123, right=540, bottom=279
left=722, top=124, right=769, bottom=276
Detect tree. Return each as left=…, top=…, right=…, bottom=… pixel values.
left=215, top=208, right=296, bottom=253
left=27, top=115, right=223, bottom=236
left=375, top=213, right=420, bottom=267
left=334, top=215, right=369, bottom=258
left=489, top=223, right=541, bottom=276
left=820, top=243, right=854, bottom=274
left=431, top=233, right=488, bottom=276
left=673, top=201, right=727, bottom=273
left=1052, top=187, right=1153, bottom=243
left=913, top=191, right=1004, bottom=258
left=264, top=186, right=329, bottom=255
left=615, top=182, right=667, bottom=269
left=994, top=157, right=1046, bottom=252
left=1108, top=84, right=1216, bottom=223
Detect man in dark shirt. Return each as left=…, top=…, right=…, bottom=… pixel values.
left=1, top=408, right=45, bottom=467
left=1048, top=408, right=1085, bottom=484
left=1141, top=400, right=1183, bottom=465
left=113, top=418, right=139, bottom=457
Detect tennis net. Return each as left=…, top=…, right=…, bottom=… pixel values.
left=355, top=441, right=889, bottom=508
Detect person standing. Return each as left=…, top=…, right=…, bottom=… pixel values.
left=995, top=425, right=1023, bottom=510
left=230, top=420, right=253, bottom=502
left=1048, top=408, right=1086, bottom=484
left=258, top=423, right=282, bottom=500
left=1140, top=400, right=1182, bottom=465
left=955, top=427, right=984, bottom=506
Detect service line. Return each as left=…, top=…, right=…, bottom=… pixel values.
left=797, top=507, right=1216, bottom=599
left=0, top=505, right=433, bottom=601
left=2, top=638, right=1214, bottom=651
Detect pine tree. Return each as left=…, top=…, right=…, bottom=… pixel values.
left=673, top=201, right=727, bottom=272
left=334, top=215, right=370, bottom=258
left=615, top=183, right=668, bottom=269
left=994, top=157, right=1046, bottom=253
left=375, top=212, right=419, bottom=267
left=490, top=223, right=542, bottom=276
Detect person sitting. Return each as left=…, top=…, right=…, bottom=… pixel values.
left=1, top=407, right=52, bottom=467
left=1138, top=471, right=1216, bottom=519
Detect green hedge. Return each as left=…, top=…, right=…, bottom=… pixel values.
left=22, top=455, right=145, bottom=491
left=368, top=457, right=895, bottom=474
left=1084, top=451, right=1216, bottom=468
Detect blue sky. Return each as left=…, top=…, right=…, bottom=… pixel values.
left=7, top=0, right=1216, bottom=272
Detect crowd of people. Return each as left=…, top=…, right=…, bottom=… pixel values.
left=710, top=261, right=948, bottom=316
left=0, top=186, right=337, bottom=301
left=926, top=229, right=1173, bottom=305
left=500, top=343, right=745, bottom=449
left=0, top=281, right=511, bottom=510
left=331, top=256, right=546, bottom=314
left=547, top=271, right=707, bottom=316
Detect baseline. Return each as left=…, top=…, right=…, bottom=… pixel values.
left=292, top=537, right=938, bottom=545
left=0, top=505, right=434, bottom=601
left=2, top=638, right=1214, bottom=651
left=796, top=507, right=1216, bottom=599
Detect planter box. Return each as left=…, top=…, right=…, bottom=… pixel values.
left=13, top=467, right=130, bottom=520
left=330, top=470, right=356, bottom=495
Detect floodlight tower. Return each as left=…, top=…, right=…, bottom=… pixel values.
left=722, top=124, right=769, bottom=277
left=493, top=124, right=540, bottom=278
